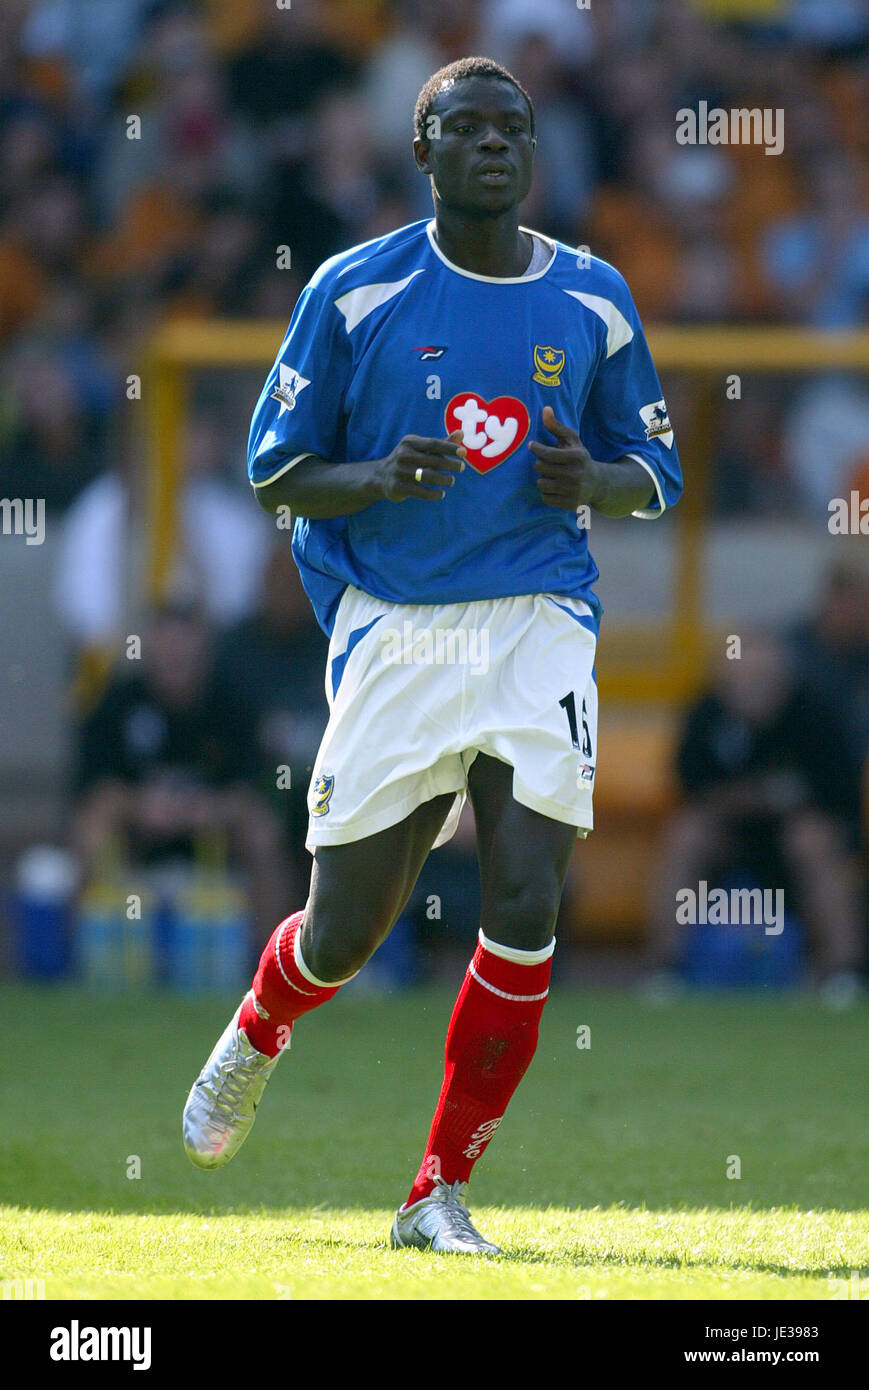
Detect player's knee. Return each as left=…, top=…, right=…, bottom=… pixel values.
left=302, top=935, right=374, bottom=984
left=482, top=877, right=561, bottom=950
left=300, top=913, right=384, bottom=983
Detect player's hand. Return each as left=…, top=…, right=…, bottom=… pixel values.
left=529, top=406, right=605, bottom=510
left=374, top=430, right=466, bottom=502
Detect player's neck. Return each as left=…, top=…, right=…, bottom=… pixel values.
left=432, top=207, right=533, bottom=278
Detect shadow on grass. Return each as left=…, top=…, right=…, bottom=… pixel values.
left=276, top=1229, right=863, bottom=1280
left=2, top=1198, right=863, bottom=1283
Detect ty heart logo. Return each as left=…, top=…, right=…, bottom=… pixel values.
left=445, top=392, right=530, bottom=473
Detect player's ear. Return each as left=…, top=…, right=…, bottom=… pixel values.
left=413, top=138, right=431, bottom=174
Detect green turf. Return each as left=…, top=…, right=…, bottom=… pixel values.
left=0, top=982, right=866, bottom=1300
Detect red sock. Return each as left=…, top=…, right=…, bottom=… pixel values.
left=238, top=911, right=352, bottom=1057
left=405, top=930, right=554, bottom=1207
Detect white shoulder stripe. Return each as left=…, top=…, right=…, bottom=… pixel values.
left=334, top=270, right=425, bottom=333
left=563, top=289, right=634, bottom=357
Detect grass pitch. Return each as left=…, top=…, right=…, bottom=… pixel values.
left=0, top=982, right=866, bottom=1300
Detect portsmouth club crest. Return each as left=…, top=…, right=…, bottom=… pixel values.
left=310, top=772, right=335, bottom=818
left=532, top=344, right=565, bottom=387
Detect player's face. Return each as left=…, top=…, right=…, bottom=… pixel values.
left=414, top=77, right=535, bottom=215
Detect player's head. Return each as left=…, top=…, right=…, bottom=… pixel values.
left=145, top=602, right=211, bottom=707
left=717, top=629, right=793, bottom=725
left=413, top=57, right=535, bottom=215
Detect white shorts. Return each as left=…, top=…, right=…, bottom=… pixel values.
left=305, top=584, right=599, bottom=852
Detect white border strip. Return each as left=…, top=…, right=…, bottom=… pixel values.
left=274, top=917, right=317, bottom=996
left=294, top=922, right=358, bottom=988
left=479, top=929, right=555, bottom=964
left=470, top=964, right=549, bottom=1003
left=426, top=219, right=556, bottom=283
left=251, top=451, right=316, bottom=490
left=627, top=454, right=667, bottom=519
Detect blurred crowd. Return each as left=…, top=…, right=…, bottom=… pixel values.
left=2, top=0, right=869, bottom=517
left=648, top=546, right=869, bottom=1005
left=1, top=0, right=868, bottom=988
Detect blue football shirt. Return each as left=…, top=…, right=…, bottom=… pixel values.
left=248, top=218, right=682, bottom=636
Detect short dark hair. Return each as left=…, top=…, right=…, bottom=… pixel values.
left=413, top=56, right=534, bottom=142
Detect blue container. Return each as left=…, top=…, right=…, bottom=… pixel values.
left=366, top=913, right=419, bottom=988
left=168, top=875, right=251, bottom=994
left=75, top=881, right=155, bottom=989
left=77, top=895, right=122, bottom=989
left=13, top=847, right=76, bottom=978
left=681, top=878, right=805, bottom=989
left=167, top=913, right=203, bottom=993
left=210, top=912, right=249, bottom=993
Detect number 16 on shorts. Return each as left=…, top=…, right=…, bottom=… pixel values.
left=560, top=688, right=596, bottom=787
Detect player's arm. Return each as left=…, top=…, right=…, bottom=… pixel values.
left=542, top=267, right=683, bottom=521
left=529, top=406, right=655, bottom=517
left=249, top=282, right=467, bottom=519
left=252, top=432, right=467, bottom=519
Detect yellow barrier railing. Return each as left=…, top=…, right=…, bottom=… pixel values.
left=145, top=323, right=869, bottom=703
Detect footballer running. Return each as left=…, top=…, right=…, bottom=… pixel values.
left=183, top=57, right=682, bottom=1255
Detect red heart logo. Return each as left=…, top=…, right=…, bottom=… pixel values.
left=445, top=392, right=530, bottom=473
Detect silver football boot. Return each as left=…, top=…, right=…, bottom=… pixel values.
left=391, top=1178, right=501, bottom=1255
left=183, top=998, right=282, bottom=1169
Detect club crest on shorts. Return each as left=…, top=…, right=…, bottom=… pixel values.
left=532, top=344, right=565, bottom=386
left=310, top=772, right=335, bottom=817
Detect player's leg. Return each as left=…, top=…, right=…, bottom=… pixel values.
left=393, top=753, right=576, bottom=1253
left=238, top=787, right=456, bottom=1055
left=297, top=795, right=455, bottom=980
left=183, top=790, right=454, bottom=1169
left=393, top=592, right=600, bottom=1251
left=470, top=751, right=577, bottom=948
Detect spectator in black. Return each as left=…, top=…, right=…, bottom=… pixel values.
left=72, top=602, right=290, bottom=948
left=213, top=542, right=329, bottom=896
left=789, top=547, right=869, bottom=769
left=647, top=630, right=864, bottom=1004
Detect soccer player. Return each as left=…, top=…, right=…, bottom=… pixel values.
left=183, top=57, right=682, bottom=1254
